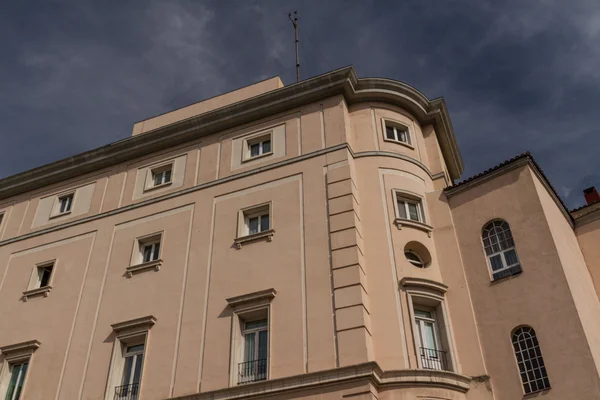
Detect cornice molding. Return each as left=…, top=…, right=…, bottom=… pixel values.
left=111, top=315, right=156, bottom=334
left=226, top=288, right=277, bottom=309
left=0, top=144, right=434, bottom=249
left=0, top=67, right=462, bottom=201
left=169, top=362, right=470, bottom=400
left=400, top=277, right=448, bottom=294
left=445, top=156, right=573, bottom=228
left=0, top=340, right=41, bottom=363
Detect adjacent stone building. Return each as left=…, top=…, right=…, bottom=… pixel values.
left=1, top=66, right=600, bottom=400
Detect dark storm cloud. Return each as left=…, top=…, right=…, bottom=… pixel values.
left=0, top=0, right=598, bottom=208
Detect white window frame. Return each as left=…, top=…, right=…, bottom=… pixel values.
left=106, top=316, right=155, bottom=400
left=50, top=191, right=75, bottom=218
left=131, top=233, right=163, bottom=266
left=405, top=251, right=425, bottom=268
left=226, top=289, right=275, bottom=386
left=242, top=132, right=273, bottom=162
left=401, top=279, right=458, bottom=373
left=34, top=261, right=54, bottom=289
left=382, top=119, right=412, bottom=147
left=482, top=220, right=521, bottom=279
left=235, top=203, right=274, bottom=248
left=414, top=307, right=443, bottom=359
left=0, top=340, right=39, bottom=400
left=396, top=194, right=424, bottom=223
left=150, top=164, right=173, bottom=188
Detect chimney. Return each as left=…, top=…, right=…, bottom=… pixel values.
left=583, top=186, right=600, bottom=205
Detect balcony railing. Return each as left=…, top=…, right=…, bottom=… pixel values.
left=238, top=359, right=268, bottom=384
left=419, top=347, right=449, bottom=371
left=114, top=383, right=139, bottom=400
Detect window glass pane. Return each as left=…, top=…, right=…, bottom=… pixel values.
left=5, top=364, right=22, bottom=400
left=408, top=202, right=419, bottom=221
left=385, top=126, right=395, bottom=140
left=245, top=319, right=268, bottom=330
left=260, top=214, right=270, bottom=232
left=152, top=243, right=160, bottom=260
left=244, top=333, right=256, bottom=362
left=489, top=254, right=504, bottom=271
left=12, top=362, right=27, bottom=400
left=248, top=217, right=259, bottom=234
left=143, top=245, right=153, bottom=263
left=39, top=267, right=52, bottom=287
left=164, top=169, right=172, bottom=183
left=250, top=143, right=260, bottom=157
left=121, top=356, right=134, bottom=386
left=397, top=200, right=407, bottom=219
left=154, top=172, right=162, bottom=186
left=504, top=249, right=519, bottom=266
left=127, top=344, right=144, bottom=353
left=422, top=322, right=437, bottom=350
left=414, top=310, right=432, bottom=319
left=398, top=129, right=408, bottom=143
left=258, top=330, right=268, bottom=359
left=132, top=354, right=143, bottom=385
left=262, top=140, right=271, bottom=154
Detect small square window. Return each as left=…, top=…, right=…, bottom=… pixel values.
left=58, top=194, right=74, bottom=214
left=0, top=212, right=4, bottom=227
left=384, top=123, right=411, bottom=145
left=133, top=234, right=162, bottom=265
left=244, top=133, right=273, bottom=161
left=396, top=195, right=424, bottom=223
left=151, top=165, right=172, bottom=187
left=242, top=206, right=271, bottom=236
left=36, top=263, right=54, bottom=288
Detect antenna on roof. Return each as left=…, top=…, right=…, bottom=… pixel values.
left=288, top=11, right=300, bottom=82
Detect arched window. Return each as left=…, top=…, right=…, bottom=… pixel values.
left=512, top=326, right=550, bottom=394
left=482, top=220, right=522, bottom=280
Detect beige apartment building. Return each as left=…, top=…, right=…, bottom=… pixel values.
left=1, top=66, right=600, bottom=400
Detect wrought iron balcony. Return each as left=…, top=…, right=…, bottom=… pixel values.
left=419, top=347, right=449, bottom=371
left=114, top=383, right=139, bottom=400
left=238, top=358, right=268, bottom=384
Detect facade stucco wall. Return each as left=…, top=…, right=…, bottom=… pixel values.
left=449, top=165, right=600, bottom=399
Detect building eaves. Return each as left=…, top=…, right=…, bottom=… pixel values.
left=0, top=66, right=462, bottom=200
left=444, top=152, right=573, bottom=225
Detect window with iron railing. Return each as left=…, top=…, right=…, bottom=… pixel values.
left=113, top=344, right=144, bottom=400
left=238, top=319, right=268, bottom=384
left=414, top=308, right=449, bottom=371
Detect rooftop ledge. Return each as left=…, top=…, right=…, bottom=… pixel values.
left=167, top=362, right=471, bottom=400
left=0, top=66, right=463, bottom=201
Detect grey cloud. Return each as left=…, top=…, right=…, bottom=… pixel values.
left=0, top=0, right=598, bottom=208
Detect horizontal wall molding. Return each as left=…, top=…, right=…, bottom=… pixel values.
left=0, top=144, right=432, bottom=248
left=168, top=362, right=471, bottom=400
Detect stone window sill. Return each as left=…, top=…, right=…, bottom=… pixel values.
left=242, top=151, right=273, bottom=164
left=126, top=259, right=162, bottom=277
left=234, top=229, right=275, bottom=249
left=49, top=210, right=71, bottom=220
left=394, top=218, right=433, bottom=237
left=143, top=181, right=173, bottom=193
left=22, top=285, right=52, bottom=301
left=383, top=138, right=415, bottom=150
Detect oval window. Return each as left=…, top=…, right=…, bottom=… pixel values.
left=405, top=251, right=425, bottom=268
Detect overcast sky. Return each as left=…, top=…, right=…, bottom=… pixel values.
left=1, top=0, right=598, bottom=208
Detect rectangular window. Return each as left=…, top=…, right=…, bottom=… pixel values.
left=241, top=205, right=271, bottom=236
left=151, top=166, right=172, bottom=187
left=58, top=194, right=73, bottom=214
left=36, top=263, right=54, bottom=288
left=0, top=213, right=4, bottom=228
left=239, top=318, right=268, bottom=384
left=140, top=240, right=160, bottom=264
left=114, top=344, right=144, bottom=400
left=396, top=195, right=424, bottom=223
left=385, top=124, right=410, bottom=145
left=3, top=361, right=28, bottom=400
left=244, top=133, right=272, bottom=161
left=413, top=307, right=448, bottom=371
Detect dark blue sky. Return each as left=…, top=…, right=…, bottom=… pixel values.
left=1, top=0, right=598, bottom=208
